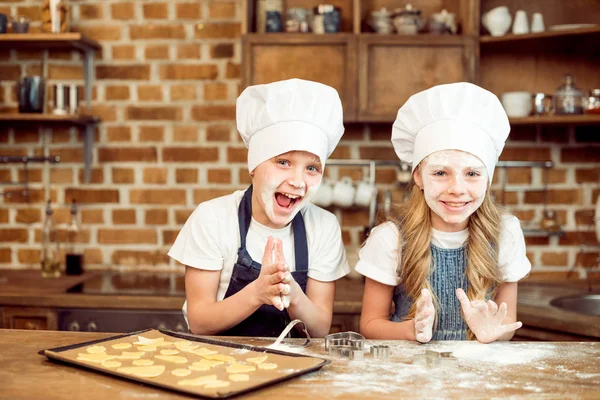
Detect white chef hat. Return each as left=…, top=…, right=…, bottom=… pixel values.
left=391, top=82, right=510, bottom=182
left=237, top=78, right=344, bottom=172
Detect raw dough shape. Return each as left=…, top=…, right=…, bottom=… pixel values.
left=175, top=342, right=200, bottom=351
left=77, top=353, right=114, bottom=363
left=246, top=355, right=268, bottom=364
left=101, top=360, right=122, bottom=368
left=160, top=349, right=179, bottom=355
left=172, top=368, right=192, bottom=377
left=137, top=345, right=158, bottom=352
left=118, top=351, right=145, bottom=360
left=204, top=380, right=230, bottom=389
left=111, top=343, right=132, bottom=350
left=173, top=340, right=192, bottom=346
left=193, top=359, right=224, bottom=368
left=154, top=341, right=175, bottom=348
left=190, top=348, right=218, bottom=356
left=133, top=336, right=164, bottom=346
left=117, top=365, right=166, bottom=378
left=188, top=364, right=211, bottom=371
left=226, top=363, right=256, bottom=373
left=177, top=375, right=217, bottom=387
left=155, top=355, right=188, bottom=364
left=229, top=374, right=250, bottom=382
left=203, top=354, right=236, bottom=363
left=132, top=359, right=154, bottom=366
left=258, top=363, right=278, bottom=370
left=86, top=345, right=107, bottom=354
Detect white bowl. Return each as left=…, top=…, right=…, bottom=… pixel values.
left=482, top=7, right=512, bottom=36
left=501, top=91, right=532, bottom=117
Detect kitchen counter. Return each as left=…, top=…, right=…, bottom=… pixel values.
left=1, top=329, right=599, bottom=399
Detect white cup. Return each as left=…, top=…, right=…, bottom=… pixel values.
left=512, top=10, right=529, bottom=35
left=501, top=91, right=532, bottom=117
left=482, top=6, right=512, bottom=37
left=332, top=177, right=355, bottom=208
left=354, top=180, right=377, bottom=207
left=531, top=12, right=545, bottom=33
left=312, top=179, right=334, bottom=207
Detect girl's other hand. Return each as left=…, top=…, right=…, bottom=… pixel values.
left=414, top=288, right=435, bottom=343
left=456, top=288, right=523, bottom=343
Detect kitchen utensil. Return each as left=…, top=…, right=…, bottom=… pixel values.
left=268, top=319, right=310, bottom=349
left=332, top=177, right=355, bottom=208
left=393, top=3, right=424, bottom=35
left=312, top=178, right=333, bottom=207
left=428, top=9, right=457, bottom=34
left=0, top=14, right=7, bottom=34
left=414, top=350, right=457, bottom=367
left=501, top=91, right=532, bottom=117
left=52, top=83, right=69, bottom=115
left=17, top=76, right=46, bottom=113
left=11, top=16, right=30, bottom=33
left=481, top=6, right=511, bottom=37
left=532, top=93, right=553, bottom=115
left=41, top=0, right=70, bottom=33
left=585, top=89, right=600, bottom=113
left=324, top=331, right=365, bottom=358
left=368, top=7, right=394, bottom=34
left=370, top=344, right=390, bottom=359
left=530, top=12, right=545, bottom=33
left=354, top=180, right=376, bottom=207
left=512, top=10, right=529, bottom=35
left=554, top=74, right=585, bottom=115
left=312, top=4, right=341, bottom=34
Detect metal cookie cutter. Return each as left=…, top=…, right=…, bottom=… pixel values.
left=413, top=350, right=457, bottom=367
left=267, top=319, right=310, bottom=349
left=370, top=344, right=390, bottom=359
left=324, top=331, right=365, bottom=360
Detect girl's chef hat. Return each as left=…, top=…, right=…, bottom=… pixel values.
left=391, top=82, right=510, bottom=182
left=237, top=78, right=345, bottom=172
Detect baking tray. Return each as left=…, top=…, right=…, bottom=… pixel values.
left=40, top=328, right=330, bottom=399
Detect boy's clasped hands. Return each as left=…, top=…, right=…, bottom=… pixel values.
left=414, top=288, right=523, bottom=344
left=252, top=237, right=296, bottom=311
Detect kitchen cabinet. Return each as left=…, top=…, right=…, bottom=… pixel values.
left=1, top=306, right=58, bottom=330
left=242, top=0, right=600, bottom=123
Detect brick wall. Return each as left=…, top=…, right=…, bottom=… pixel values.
left=0, top=0, right=599, bottom=280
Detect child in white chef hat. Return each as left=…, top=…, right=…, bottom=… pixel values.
left=169, top=79, right=350, bottom=337
left=356, top=82, right=531, bottom=343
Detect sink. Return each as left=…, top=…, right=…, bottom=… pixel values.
left=550, top=294, right=600, bottom=317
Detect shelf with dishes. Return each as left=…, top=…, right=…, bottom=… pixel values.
left=480, top=24, right=600, bottom=44
left=509, top=114, right=600, bottom=126
left=0, top=33, right=101, bottom=52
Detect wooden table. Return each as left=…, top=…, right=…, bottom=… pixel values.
left=1, top=329, right=599, bottom=399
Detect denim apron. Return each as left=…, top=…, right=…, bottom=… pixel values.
left=391, top=244, right=469, bottom=340
left=220, top=185, right=309, bottom=337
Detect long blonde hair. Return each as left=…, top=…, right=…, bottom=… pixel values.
left=388, top=179, right=504, bottom=339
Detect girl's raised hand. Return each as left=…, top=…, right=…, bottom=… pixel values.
left=414, top=288, right=435, bottom=343
left=456, top=288, right=523, bottom=343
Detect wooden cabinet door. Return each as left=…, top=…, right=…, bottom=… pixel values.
left=242, top=34, right=358, bottom=120
left=1, top=307, right=58, bottom=331
left=358, top=35, right=478, bottom=122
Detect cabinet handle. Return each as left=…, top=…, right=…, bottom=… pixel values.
left=87, top=321, right=98, bottom=332
left=68, top=321, right=80, bottom=331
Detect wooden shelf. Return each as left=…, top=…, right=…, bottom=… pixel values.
left=509, top=114, right=600, bottom=126
left=245, top=32, right=470, bottom=45
left=0, top=33, right=101, bottom=53
left=0, top=113, right=100, bottom=126
left=480, top=26, right=600, bottom=44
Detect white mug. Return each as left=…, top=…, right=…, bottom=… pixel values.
left=531, top=12, right=545, bottom=33
left=332, top=177, right=355, bottom=208
left=512, top=10, right=529, bottom=35
left=312, top=179, right=334, bottom=208
left=354, top=180, right=376, bottom=207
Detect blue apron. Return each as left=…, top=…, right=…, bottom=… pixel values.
left=221, top=185, right=309, bottom=337
left=391, top=244, right=469, bottom=340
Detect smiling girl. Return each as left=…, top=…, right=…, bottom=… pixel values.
left=356, top=82, right=531, bottom=343
left=168, top=79, right=349, bottom=337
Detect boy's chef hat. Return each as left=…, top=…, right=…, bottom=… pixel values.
left=237, top=78, right=344, bottom=172
left=391, top=82, right=510, bottom=182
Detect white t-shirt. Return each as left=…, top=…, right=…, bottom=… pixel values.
left=169, top=190, right=350, bottom=302
left=354, top=214, right=531, bottom=286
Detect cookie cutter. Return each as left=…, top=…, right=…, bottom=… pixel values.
left=324, top=331, right=365, bottom=359
left=413, top=350, right=457, bottom=367
left=370, top=344, right=390, bottom=359
left=267, top=319, right=310, bottom=349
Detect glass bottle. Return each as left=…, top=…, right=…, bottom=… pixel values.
left=41, top=200, right=61, bottom=278
left=65, top=199, right=84, bottom=275
left=554, top=74, right=585, bottom=115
